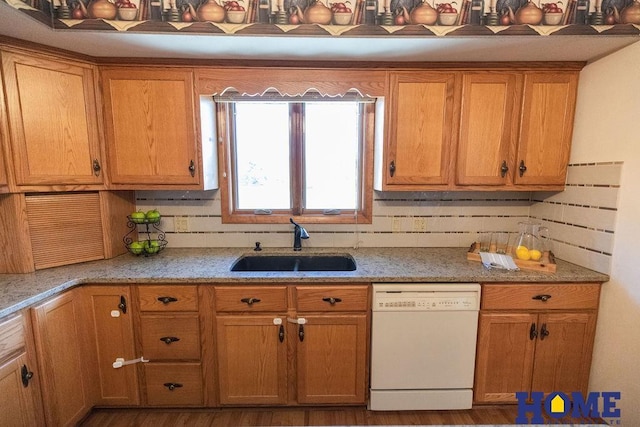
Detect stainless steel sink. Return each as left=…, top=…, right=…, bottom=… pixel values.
left=230, top=254, right=356, bottom=272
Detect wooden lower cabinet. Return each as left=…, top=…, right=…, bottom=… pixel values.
left=474, top=283, right=600, bottom=403
left=216, top=314, right=288, bottom=405
left=0, top=313, right=44, bottom=427
left=31, top=290, right=94, bottom=426
left=135, top=285, right=206, bottom=407
left=296, top=314, right=367, bottom=404
left=82, top=286, right=139, bottom=406
left=214, top=284, right=370, bottom=406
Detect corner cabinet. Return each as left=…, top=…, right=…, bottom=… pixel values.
left=1, top=49, right=104, bottom=190
left=31, top=290, right=95, bottom=427
left=474, top=283, right=600, bottom=403
left=101, top=68, right=201, bottom=189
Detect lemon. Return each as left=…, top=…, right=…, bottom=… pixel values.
left=529, top=249, right=542, bottom=261
left=516, top=245, right=531, bottom=261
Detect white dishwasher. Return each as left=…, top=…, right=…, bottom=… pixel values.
left=369, top=283, right=481, bottom=411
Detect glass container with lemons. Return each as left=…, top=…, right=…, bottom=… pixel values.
left=514, top=221, right=549, bottom=262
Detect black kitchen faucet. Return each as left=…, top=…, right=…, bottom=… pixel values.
left=290, top=218, right=309, bottom=251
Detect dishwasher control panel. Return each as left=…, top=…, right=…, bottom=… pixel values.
left=372, top=283, right=480, bottom=311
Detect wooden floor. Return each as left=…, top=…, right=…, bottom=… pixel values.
left=80, top=406, right=607, bottom=426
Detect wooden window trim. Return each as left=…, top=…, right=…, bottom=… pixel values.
left=217, top=102, right=374, bottom=225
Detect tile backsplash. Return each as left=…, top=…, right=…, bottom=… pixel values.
left=136, top=163, right=621, bottom=274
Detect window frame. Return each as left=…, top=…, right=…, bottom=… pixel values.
left=216, top=97, right=374, bottom=224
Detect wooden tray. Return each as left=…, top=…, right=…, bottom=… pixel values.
left=466, top=242, right=557, bottom=273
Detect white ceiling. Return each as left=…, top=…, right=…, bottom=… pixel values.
left=1, top=1, right=639, bottom=62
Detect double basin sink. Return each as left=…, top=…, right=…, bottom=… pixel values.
left=231, top=254, right=356, bottom=272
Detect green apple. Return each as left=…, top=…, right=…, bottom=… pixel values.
left=130, top=210, right=146, bottom=224
left=144, top=240, right=161, bottom=254
left=129, top=241, right=144, bottom=254
left=145, top=209, right=161, bottom=222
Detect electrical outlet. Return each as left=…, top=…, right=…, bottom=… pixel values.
left=174, top=217, right=190, bottom=233
left=413, top=218, right=427, bottom=232
left=392, top=218, right=401, bottom=232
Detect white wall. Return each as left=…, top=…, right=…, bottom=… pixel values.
left=571, top=41, right=640, bottom=426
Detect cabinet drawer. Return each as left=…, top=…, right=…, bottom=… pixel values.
left=0, top=315, right=25, bottom=364
left=138, top=285, right=198, bottom=312
left=481, top=283, right=601, bottom=310
left=144, top=363, right=203, bottom=406
left=215, top=286, right=287, bottom=312
left=296, top=285, right=369, bottom=312
left=140, top=314, right=200, bottom=360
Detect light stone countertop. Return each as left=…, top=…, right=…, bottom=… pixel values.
left=0, top=247, right=609, bottom=319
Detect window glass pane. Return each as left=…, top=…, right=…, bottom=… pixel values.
left=304, top=102, right=359, bottom=210
left=234, top=103, right=290, bottom=210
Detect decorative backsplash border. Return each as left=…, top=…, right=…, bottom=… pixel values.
left=136, top=162, right=621, bottom=274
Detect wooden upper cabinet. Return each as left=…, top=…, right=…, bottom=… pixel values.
left=515, top=72, right=579, bottom=186
left=456, top=73, right=522, bottom=186
left=101, top=68, right=200, bottom=188
left=382, top=71, right=457, bottom=188
left=1, top=50, right=104, bottom=189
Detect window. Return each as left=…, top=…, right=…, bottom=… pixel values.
left=216, top=92, right=374, bottom=224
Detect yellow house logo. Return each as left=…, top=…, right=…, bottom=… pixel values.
left=515, top=391, right=622, bottom=424
left=550, top=394, right=566, bottom=414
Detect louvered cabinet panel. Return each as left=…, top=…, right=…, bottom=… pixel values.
left=25, top=193, right=104, bottom=269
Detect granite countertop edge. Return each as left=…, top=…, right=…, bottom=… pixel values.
left=0, top=247, right=610, bottom=319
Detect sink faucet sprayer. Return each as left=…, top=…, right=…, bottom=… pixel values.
left=290, top=218, right=309, bottom=251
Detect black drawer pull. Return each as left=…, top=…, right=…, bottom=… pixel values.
left=529, top=323, right=538, bottom=340
left=540, top=323, right=550, bottom=341
left=322, top=297, right=343, bottom=305
left=164, top=382, right=183, bottom=391
left=160, top=336, right=180, bottom=345
left=157, top=296, right=178, bottom=304
left=21, top=365, right=34, bottom=387
left=532, top=294, right=552, bottom=302
left=240, top=297, right=261, bottom=306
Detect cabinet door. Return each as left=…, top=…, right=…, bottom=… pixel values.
left=216, top=315, right=287, bottom=405
left=515, top=72, right=578, bottom=186
left=0, top=353, right=42, bottom=427
left=474, top=312, right=537, bottom=403
left=0, top=314, right=43, bottom=427
left=31, top=291, right=94, bottom=426
left=384, top=72, right=457, bottom=187
left=1, top=51, right=103, bottom=187
left=456, top=73, right=521, bottom=186
left=101, top=69, right=199, bottom=187
left=82, top=286, right=139, bottom=406
left=296, top=314, right=367, bottom=404
left=531, top=312, right=597, bottom=395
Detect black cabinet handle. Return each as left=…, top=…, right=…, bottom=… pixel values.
left=160, top=336, right=180, bottom=345
left=118, top=295, right=127, bottom=314
left=298, top=324, right=305, bottom=342
left=532, top=294, right=552, bottom=302
left=21, top=365, right=34, bottom=387
left=93, top=159, right=101, bottom=176
left=279, top=324, right=285, bottom=343
left=540, top=323, right=550, bottom=341
left=519, top=160, right=528, bottom=177
left=389, top=160, right=396, bottom=177
left=322, top=297, right=342, bottom=305
left=188, top=160, right=196, bottom=177
left=529, top=322, right=538, bottom=340
left=157, top=296, right=178, bottom=305
left=500, top=160, right=509, bottom=178
left=164, top=382, right=183, bottom=391
left=240, top=297, right=261, bottom=306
